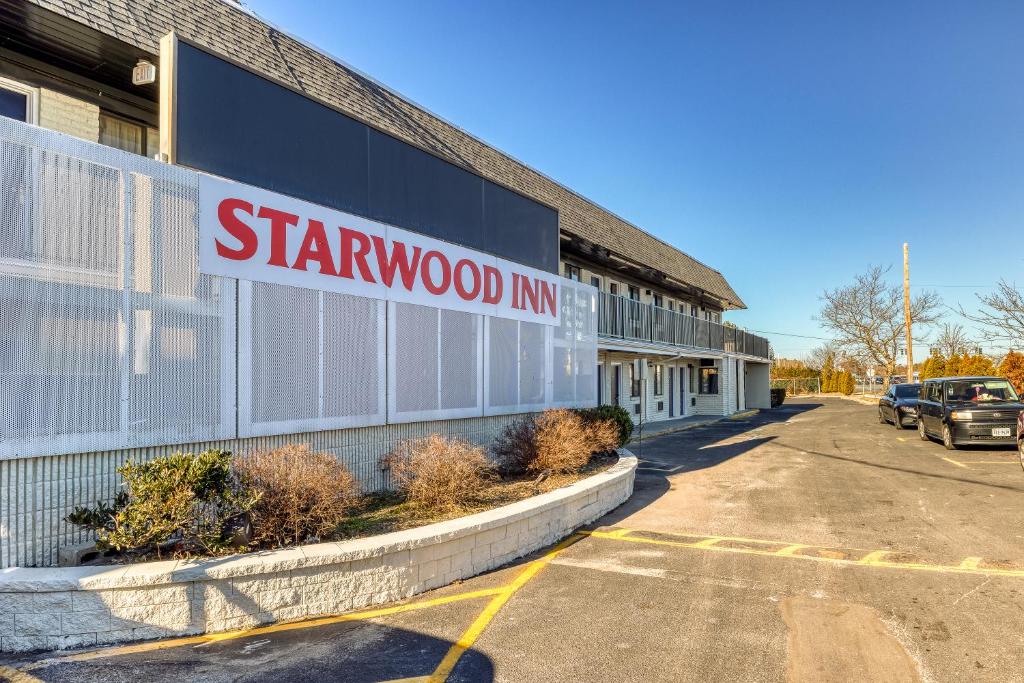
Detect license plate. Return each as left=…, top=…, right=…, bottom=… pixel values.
left=992, top=428, right=1012, bottom=437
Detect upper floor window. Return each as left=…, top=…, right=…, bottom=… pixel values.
left=690, top=304, right=698, bottom=317
left=563, top=263, right=581, bottom=281
left=609, top=282, right=619, bottom=296
left=0, top=77, right=37, bottom=124
left=590, top=275, right=601, bottom=289
left=668, top=301, right=675, bottom=312
left=628, top=285, right=640, bottom=301
left=653, top=294, right=663, bottom=308
left=99, top=112, right=147, bottom=156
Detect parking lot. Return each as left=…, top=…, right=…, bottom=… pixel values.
left=4, top=397, right=1024, bottom=682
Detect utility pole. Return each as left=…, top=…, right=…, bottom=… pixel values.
left=903, top=243, right=913, bottom=381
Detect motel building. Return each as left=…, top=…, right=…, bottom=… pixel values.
left=0, top=0, right=771, bottom=569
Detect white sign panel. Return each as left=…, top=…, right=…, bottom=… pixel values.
left=198, top=174, right=560, bottom=325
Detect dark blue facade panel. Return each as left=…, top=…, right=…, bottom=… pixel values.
left=172, top=41, right=558, bottom=273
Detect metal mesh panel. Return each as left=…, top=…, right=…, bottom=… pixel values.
left=247, top=281, right=320, bottom=425
left=0, top=117, right=235, bottom=458
left=552, top=285, right=576, bottom=403
left=393, top=302, right=439, bottom=414
left=487, top=316, right=518, bottom=409
left=439, top=309, right=479, bottom=411
left=323, top=292, right=383, bottom=420
left=518, top=321, right=546, bottom=406
left=574, top=286, right=598, bottom=405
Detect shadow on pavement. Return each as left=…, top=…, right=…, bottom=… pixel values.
left=601, top=403, right=822, bottom=526
left=6, top=620, right=494, bottom=683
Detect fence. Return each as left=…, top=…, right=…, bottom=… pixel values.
left=0, top=115, right=598, bottom=460
left=598, top=291, right=770, bottom=359
left=770, top=377, right=821, bottom=396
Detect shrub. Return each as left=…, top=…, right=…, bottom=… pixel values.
left=66, top=450, right=254, bottom=558
left=493, top=409, right=617, bottom=476
left=770, top=387, right=786, bottom=407
left=235, top=444, right=359, bottom=548
left=383, top=435, right=491, bottom=511
left=575, top=405, right=633, bottom=446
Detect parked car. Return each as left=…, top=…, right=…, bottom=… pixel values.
left=1018, top=410, right=1024, bottom=470
left=916, top=377, right=1024, bottom=450
left=878, top=383, right=922, bottom=429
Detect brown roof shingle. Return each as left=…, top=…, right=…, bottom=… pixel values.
left=27, top=0, right=746, bottom=308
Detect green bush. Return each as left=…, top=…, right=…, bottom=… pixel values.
left=575, top=405, right=633, bottom=447
left=66, top=450, right=256, bottom=558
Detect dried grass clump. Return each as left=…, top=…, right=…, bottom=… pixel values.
left=494, top=409, right=622, bottom=475
left=384, top=435, right=492, bottom=511
left=235, top=444, right=359, bottom=548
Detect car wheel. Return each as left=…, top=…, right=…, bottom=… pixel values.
left=942, top=424, right=956, bottom=450
left=918, top=418, right=929, bottom=441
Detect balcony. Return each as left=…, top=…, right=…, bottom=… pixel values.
left=597, top=291, right=770, bottom=360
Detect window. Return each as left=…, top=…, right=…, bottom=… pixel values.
left=689, top=364, right=697, bottom=394
left=653, top=364, right=663, bottom=395
left=628, top=361, right=641, bottom=397
left=668, top=301, right=675, bottom=312
left=0, top=77, right=36, bottom=123
left=99, top=112, right=146, bottom=156
left=691, top=304, right=698, bottom=317
left=653, top=294, right=663, bottom=308
left=563, top=263, right=581, bottom=281
left=628, top=285, right=640, bottom=301
left=609, top=282, right=619, bottom=296
left=700, top=367, right=719, bottom=394
left=590, top=275, right=601, bottom=289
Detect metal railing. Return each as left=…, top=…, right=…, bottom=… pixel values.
left=597, top=291, right=770, bottom=359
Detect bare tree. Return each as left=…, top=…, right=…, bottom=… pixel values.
left=958, top=280, right=1024, bottom=347
left=930, top=323, right=976, bottom=358
left=818, top=266, right=942, bottom=386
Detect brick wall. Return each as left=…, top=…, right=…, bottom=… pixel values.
left=37, top=89, right=99, bottom=142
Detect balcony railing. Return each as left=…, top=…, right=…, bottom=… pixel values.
left=597, top=291, right=770, bottom=359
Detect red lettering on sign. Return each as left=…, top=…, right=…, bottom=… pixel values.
left=520, top=275, right=540, bottom=314
left=215, top=198, right=258, bottom=261
left=511, top=273, right=522, bottom=310
left=421, top=250, right=452, bottom=295
left=482, top=266, right=502, bottom=304
left=257, top=206, right=300, bottom=268
left=372, top=236, right=421, bottom=290
left=539, top=280, right=557, bottom=317
left=338, top=227, right=376, bottom=283
left=293, top=219, right=337, bottom=276
left=453, top=259, right=482, bottom=301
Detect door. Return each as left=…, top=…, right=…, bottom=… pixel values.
left=668, top=367, right=675, bottom=417
left=922, top=383, right=941, bottom=433
left=612, top=364, right=621, bottom=406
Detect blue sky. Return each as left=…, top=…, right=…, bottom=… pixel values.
left=245, top=0, right=1024, bottom=359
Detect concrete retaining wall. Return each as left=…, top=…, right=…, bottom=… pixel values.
left=0, top=453, right=636, bottom=653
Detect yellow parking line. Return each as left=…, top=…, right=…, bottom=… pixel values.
left=0, top=666, right=44, bottom=683
left=606, top=528, right=633, bottom=538
left=23, top=586, right=507, bottom=667
left=962, top=461, right=1019, bottom=465
left=775, top=544, right=806, bottom=556
left=858, top=550, right=890, bottom=565
left=428, top=534, right=583, bottom=682
left=692, top=537, right=723, bottom=548
left=585, top=530, right=1024, bottom=578
left=941, top=457, right=968, bottom=469
left=959, top=557, right=983, bottom=570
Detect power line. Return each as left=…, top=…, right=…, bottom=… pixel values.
left=743, top=329, right=834, bottom=341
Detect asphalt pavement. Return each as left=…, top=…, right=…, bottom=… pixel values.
left=4, top=397, right=1024, bottom=682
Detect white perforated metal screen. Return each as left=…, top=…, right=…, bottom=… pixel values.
left=0, top=117, right=235, bottom=459
left=0, top=117, right=597, bottom=458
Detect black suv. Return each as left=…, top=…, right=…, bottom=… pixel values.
left=917, top=377, right=1024, bottom=450
left=878, top=383, right=921, bottom=429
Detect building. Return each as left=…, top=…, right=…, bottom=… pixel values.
left=0, top=0, right=770, bottom=568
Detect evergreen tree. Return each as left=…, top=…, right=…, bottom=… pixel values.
left=820, top=353, right=836, bottom=393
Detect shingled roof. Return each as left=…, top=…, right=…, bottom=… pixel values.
left=26, top=0, right=746, bottom=308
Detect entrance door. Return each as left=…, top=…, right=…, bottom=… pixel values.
left=668, top=367, right=675, bottom=417
left=612, top=364, right=621, bottom=406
